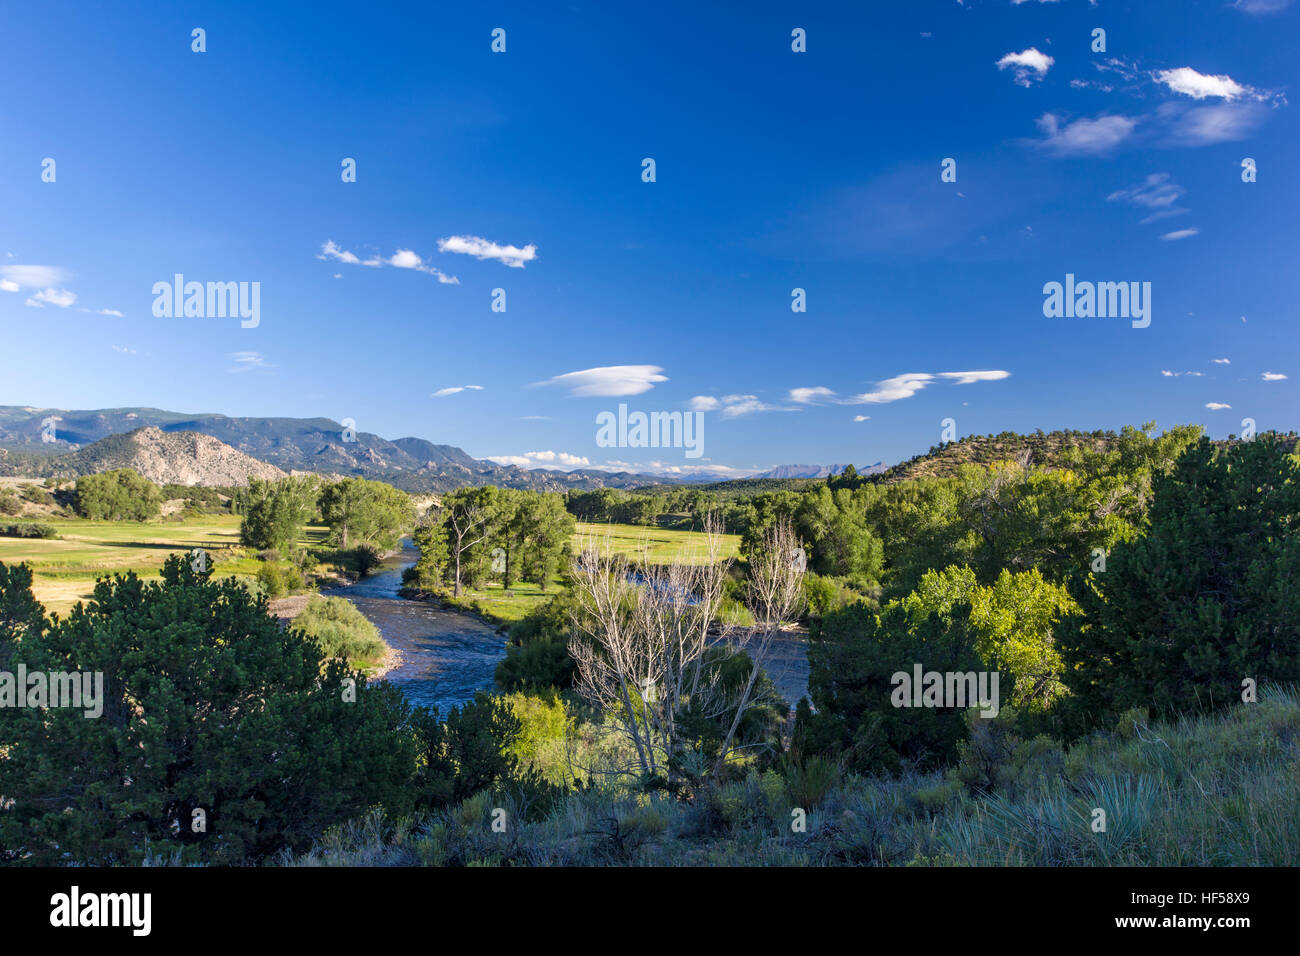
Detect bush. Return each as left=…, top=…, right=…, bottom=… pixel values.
left=0, top=492, right=20, bottom=516
left=291, top=595, right=385, bottom=663
left=73, top=469, right=162, bottom=521
left=0, top=523, right=58, bottom=539
left=255, top=562, right=303, bottom=598
left=0, top=556, right=417, bottom=864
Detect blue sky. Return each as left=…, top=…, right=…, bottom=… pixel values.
left=1, top=0, right=1296, bottom=477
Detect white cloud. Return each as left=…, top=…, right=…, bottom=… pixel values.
left=1213, top=358, right=1230, bottom=364
left=1106, top=172, right=1189, bottom=223
left=853, top=415, right=870, bottom=422
left=0, top=280, right=18, bottom=292
left=1033, top=112, right=1138, bottom=156
left=1161, top=102, right=1271, bottom=146
left=1156, top=67, right=1247, bottom=101
left=1262, top=371, right=1288, bottom=381
left=25, top=288, right=77, bottom=308
left=688, top=396, right=720, bottom=411
left=1205, top=402, right=1232, bottom=410
left=97, top=308, right=124, bottom=317
left=1233, top=0, right=1293, bottom=13
left=1161, top=370, right=1203, bottom=377
left=846, top=370, right=1010, bottom=404
left=229, top=351, right=273, bottom=373
left=852, top=373, right=935, bottom=404
left=0, top=264, right=69, bottom=289
left=997, top=48, right=1054, bottom=86
left=487, top=450, right=591, bottom=469
left=1160, top=228, right=1200, bottom=240
left=437, top=235, right=538, bottom=268
left=535, top=365, right=667, bottom=397
left=788, top=386, right=836, bottom=404
left=938, top=370, right=1012, bottom=385
left=111, top=345, right=136, bottom=354
left=432, top=385, right=485, bottom=397
left=319, top=240, right=459, bottom=284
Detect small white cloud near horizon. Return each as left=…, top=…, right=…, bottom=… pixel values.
left=97, top=308, right=124, bottom=317
left=1213, top=358, right=1231, bottom=364
left=1161, top=370, right=1204, bottom=377
left=1262, top=371, right=1288, bottom=381
left=432, top=385, right=485, bottom=397
left=536, top=365, right=667, bottom=397
left=487, top=450, right=591, bottom=469
left=229, top=351, right=274, bottom=373
left=1160, top=227, right=1200, bottom=240
left=997, top=48, right=1054, bottom=87
left=1205, top=402, right=1232, bottom=410
left=437, top=235, right=538, bottom=269
left=853, top=415, right=870, bottom=422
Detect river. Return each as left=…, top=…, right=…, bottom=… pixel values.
left=324, top=539, right=811, bottom=714
left=321, top=540, right=507, bottom=715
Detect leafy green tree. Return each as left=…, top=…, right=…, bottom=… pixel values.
left=0, top=556, right=416, bottom=864
left=318, top=477, right=414, bottom=549
left=800, top=601, right=984, bottom=772
left=238, top=476, right=318, bottom=552
left=73, top=469, right=161, bottom=521
left=1059, top=434, right=1300, bottom=722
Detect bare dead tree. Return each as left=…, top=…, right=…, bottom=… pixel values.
left=568, top=514, right=804, bottom=786
left=711, top=516, right=805, bottom=776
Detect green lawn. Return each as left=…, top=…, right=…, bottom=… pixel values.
left=1, top=514, right=740, bottom=616
left=0, top=515, right=331, bottom=613
left=573, top=521, right=741, bottom=564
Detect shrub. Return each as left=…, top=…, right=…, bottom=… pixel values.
left=0, top=556, right=417, bottom=864
left=291, top=595, right=385, bottom=663
left=0, top=523, right=58, bottom=539
left=73, top=469, right=162, bottom=521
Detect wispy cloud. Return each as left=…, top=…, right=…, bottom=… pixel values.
left=788, top=386, right=836, bottom=404
left=25, top=288, right=77, bottom=308
left=229, top=351, right=274, bottom=373
left=318, top=240, right=459, bottom=284
left=432, top=385, right=485, bottom=397
left=535, top=365, right=666, bottom=397
left=1233, top=0, right=1293, bottom=13
left=1205, top=402, right=1232, bottom=410
left=1161, top=370, right=1203, bottom=377
left=1159, top=227, right=1200, bottom=240
left=1262, top=371, right=1288, bottom=381
left=1213, top=358, right=1231, bottom=364
left=789, top=370, right=1010, bottom=406
left=1032, top=113, right=1139, bottom=156
left=996, top=48, right=1054, bottom=86
left=1107, top=172, right=1190, bottom=223
left=437, top=235, right=538, bottom=268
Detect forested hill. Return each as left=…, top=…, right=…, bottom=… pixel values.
left=869, top=427, right=1299, bottom=484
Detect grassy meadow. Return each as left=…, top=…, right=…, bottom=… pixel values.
left=0, top=514, right=740, bottom=616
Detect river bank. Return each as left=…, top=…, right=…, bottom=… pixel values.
left=267, top=593, right=408, bottom=680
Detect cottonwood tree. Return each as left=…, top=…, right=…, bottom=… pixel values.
left=567, top=515, right=803, bottom=787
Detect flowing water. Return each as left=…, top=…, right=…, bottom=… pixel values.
left=322, top=540, right=507, bottom=715
left=324, top=539, right=811, bottom=714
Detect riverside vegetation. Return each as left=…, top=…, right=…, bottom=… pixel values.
left=1, top=424, right=1298, bottom=865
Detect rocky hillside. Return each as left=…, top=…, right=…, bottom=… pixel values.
left=0, top=406, right=678, bottom=492
left=11, top=427, right=288, bottom=486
